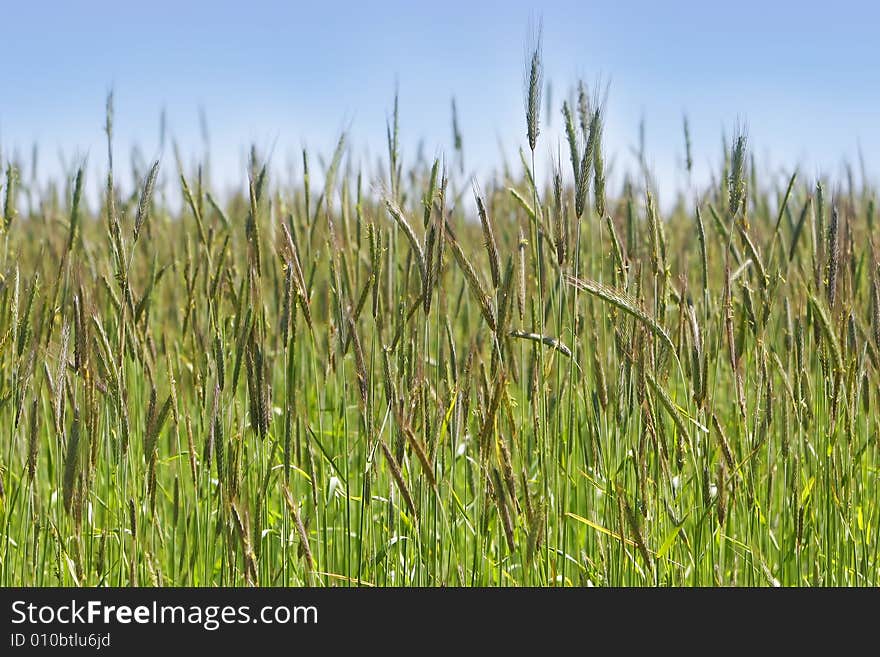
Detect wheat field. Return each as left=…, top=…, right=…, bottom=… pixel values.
left=0, top=44, right=878, bottom=587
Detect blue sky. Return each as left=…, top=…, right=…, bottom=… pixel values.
left=2, top=0, right=878, bottom=203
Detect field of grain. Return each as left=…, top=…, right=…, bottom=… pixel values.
left=0, top=43, right=878, bottom=586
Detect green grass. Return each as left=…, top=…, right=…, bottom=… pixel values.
left=0, top=74, right=878, bottom=587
